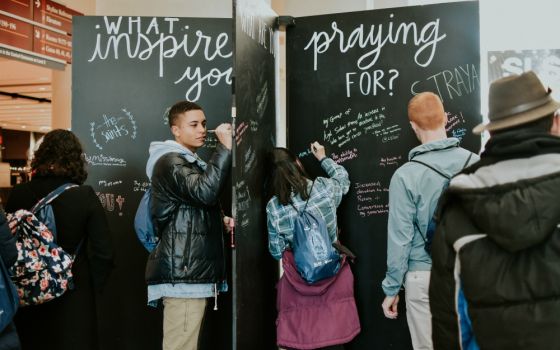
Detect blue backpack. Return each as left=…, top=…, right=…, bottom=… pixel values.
left=411, top=152, right=473, bottom=256
left=31, top=183, right=78, bottom=236
left=0, top=255, right=18, bottom=331
left=291, top=181, right=341, bottom=284
left=134, top=187, right=158, bottom=252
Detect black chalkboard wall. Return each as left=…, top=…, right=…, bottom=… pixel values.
left=233, top=0, right=278, bottom=349
left=287, top=2, right=480, bottom=349
left=72, top=16, right=233, bottom=350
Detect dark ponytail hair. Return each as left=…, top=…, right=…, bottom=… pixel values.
left=266, top=148, right=310, bottom=205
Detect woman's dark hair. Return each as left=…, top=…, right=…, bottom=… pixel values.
left=31, top=129, right=87, bottom=184
left=266, top=147, right=310, bottom=205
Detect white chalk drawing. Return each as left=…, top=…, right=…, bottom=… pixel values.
left=90, top=108, right=137, bottom=150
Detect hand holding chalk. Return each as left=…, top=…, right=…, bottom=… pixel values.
left=215, top=123, right=233, bottom=150
left=310, top=141, right=326, bottom=161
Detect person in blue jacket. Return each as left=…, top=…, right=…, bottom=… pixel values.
left=381, top=92, right=478, bottom=350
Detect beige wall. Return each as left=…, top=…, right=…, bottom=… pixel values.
left=272, top=0, right=373, bottom=16
left=95, top=0, right=231, bottom=17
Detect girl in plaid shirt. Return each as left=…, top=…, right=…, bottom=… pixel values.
left=265, top=141, right=350, bottom=260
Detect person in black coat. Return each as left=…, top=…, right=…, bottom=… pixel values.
left=5, top=129, right=114, bottom=350
left=144, top=101, right=232, bottom=350
left=0, top=207, right=20, bottom=350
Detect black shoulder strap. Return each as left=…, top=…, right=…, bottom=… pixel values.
left=409, top=160, right=451, bottom=179
left=462, top=152, right=474, bottom=169
left=302, top=181, right=315, bottom=212
left=290, top=180, right=315, bottom=213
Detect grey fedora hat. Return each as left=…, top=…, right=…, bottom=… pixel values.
left=473, top=71, right=560, bottom=134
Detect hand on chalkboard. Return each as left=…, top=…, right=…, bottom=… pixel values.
left=215, top=123, right=233, bottom=150
left=310, top=141, right=326, bottom=161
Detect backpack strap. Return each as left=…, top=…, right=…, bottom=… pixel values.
left=302, top=180, right=315, bottom=212
left=409, top=159, right=451, bottom=179
left=414, top=221, right=428, bottom=244
left=30, top=183, right=81, bottom=252
left=290, top=180, right=315, bottom=214
left=31, top=183, right=78, bottom=214
left=462, top=152, right=475, bottom=169
left=412, top=152, right=476, bottom=246
left=409, top=159, right=450, bottom=243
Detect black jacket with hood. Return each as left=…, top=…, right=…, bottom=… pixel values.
left=430, top=131, right=560, bottom=350
left=145, top=142, right=231, bottom=285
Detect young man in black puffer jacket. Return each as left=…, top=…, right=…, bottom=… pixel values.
left=144, top=101, right=233, bottom=350
left=430, top=71, right=560, bottom=350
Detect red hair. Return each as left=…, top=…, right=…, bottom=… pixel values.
left=408, top=92, right=446, bottom=130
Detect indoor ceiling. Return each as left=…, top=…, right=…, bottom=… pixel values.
left=0, top=57, right=52, bottom=133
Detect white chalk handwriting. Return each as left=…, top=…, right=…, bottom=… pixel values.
left=88, top=17, right=232, bottom=102
left=303, top=15, right=446, bottom=71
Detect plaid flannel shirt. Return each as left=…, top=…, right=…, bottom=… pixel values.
left=266, top=158, right=350, bottom=260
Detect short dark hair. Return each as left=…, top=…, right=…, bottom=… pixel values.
left=32, top=129, right=87, bottom=184
left=491, top=113, right=555, bottom=135
left=266, top=148, right=310, bottom=205
left=168, top=101, right=203, bottom=127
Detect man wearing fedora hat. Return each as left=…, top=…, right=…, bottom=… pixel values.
left=429, top=71, right=560, bottom=350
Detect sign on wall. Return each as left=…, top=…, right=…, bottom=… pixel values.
left=489, top=49, right=560, bottom=100
left=0, top=0, right=81, bottom=69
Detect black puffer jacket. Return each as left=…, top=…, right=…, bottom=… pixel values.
left=430, top=132, right=560, bottom=350
left=145, top=144, right=231, bottom=284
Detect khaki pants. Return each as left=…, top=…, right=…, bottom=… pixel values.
left=163, top=297, right=207, bottom=350
left=404, top=271, right=433, bottom=350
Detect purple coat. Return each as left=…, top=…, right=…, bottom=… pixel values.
left=276, top=251, right=361, bottom=349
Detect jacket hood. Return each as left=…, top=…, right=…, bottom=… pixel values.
left=146, top=140, right=201, bottom=179
left=449, top=153, right=560, bottom=252
left=281, top=251, right=342, bottom=296
left=408, top=137, right=460, bottom=160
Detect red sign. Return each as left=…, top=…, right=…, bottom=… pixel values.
left=0, top=0, right=32, bottom=20
left=1, top=0, right=82, bottom=66
left=32, top=0, right=82, bottom=34
left=32, top=26, right=72, bottom=62
left=0, top=14, right=33, bottom=51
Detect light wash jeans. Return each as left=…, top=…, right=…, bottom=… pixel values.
left=404, top=270, right=433, bottom=350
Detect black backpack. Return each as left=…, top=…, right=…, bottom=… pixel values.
left=411, top=152, right=473, bottom=256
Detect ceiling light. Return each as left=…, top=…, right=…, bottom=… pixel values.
left=21, top=125, right=26, bottom=129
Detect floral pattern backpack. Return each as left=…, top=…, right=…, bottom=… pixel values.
left=7, top=183, right=82, bottom=306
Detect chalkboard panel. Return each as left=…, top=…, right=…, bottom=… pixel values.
left=233, top=0, right=278, bottom=349
left=287, top=2, right=480, bottom=349
left=72, top=16, right=233, bottom=350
